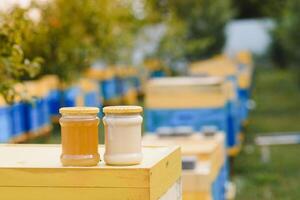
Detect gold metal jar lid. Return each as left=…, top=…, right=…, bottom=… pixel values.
left=103, top=106, right=143, bottom=114
left=59, top=107, right=99, bottom=115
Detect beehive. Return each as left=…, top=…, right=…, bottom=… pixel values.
left=235, top=51, right=254, bottom=125
left=39, top=75, right=62, bottom=119
left=144, top=59, right=168, bottom=78
left=143, top=133, right=227, bottom=200
left=189, top=55, right=251, bottom=125
left=189, top=56, right=237, bottom=78
left=79, top=78, right=102, bottom=107
left=146, top=76, right=227, bottom=109
left=22, top=81, right=52, bottom=137
left=86, top=67, right=121, bottom=105
left=0, top=145, right=182, bottom=200
left=0, top=96, right=12, bottom=143
left=145, top=76, right=233, bottom=148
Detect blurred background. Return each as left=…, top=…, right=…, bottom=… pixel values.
left=0, top=0, right=300, bottom=199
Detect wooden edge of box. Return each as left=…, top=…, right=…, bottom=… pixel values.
left=149, top=146, right=182, bottom=200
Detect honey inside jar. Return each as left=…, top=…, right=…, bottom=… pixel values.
left=59, top=107, right=100, bottom=166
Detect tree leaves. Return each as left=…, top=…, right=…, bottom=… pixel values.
left=0, top=8, right=41, bottom=103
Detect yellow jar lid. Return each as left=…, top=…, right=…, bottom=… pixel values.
left=59, top=107, right=99, bottom=115
left=103, top=106, right=143, bottom=114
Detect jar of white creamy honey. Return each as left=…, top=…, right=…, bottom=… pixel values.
left=103, top=106, right=143, bottom=165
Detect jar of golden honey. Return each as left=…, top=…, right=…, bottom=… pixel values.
left=103, top=106, right=143, bottom=165
left=59, top=107, right=100, bottom=166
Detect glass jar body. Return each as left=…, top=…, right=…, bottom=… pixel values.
left=60, top=114, right=100, bottom=166
left=103, top=113, right=143, bottom=165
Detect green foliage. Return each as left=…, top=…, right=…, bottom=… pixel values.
left=0, top=8, right=41, bottom=103
left=147, top=0, right=233, bottom=65
left=268, top=0, right=300, bottom=81
left=275, top=0, right=300, bottom=65
left=24, top=0, right=140, bottom=82
left=232, top=0, right=286, bottom=19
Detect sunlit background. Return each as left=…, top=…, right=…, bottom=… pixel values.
left=1, top=0, right=300, bottom=199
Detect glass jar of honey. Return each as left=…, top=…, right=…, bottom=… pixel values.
left=103, top=106, right=143, bottom=165
left=59, top=107, right=100, bottom=166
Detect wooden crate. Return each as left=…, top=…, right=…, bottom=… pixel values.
left=0, top=145, right=182, bottom=200
left=143, top=133, right=226, bottom=200
left=146, top=76, right=227, bottom=109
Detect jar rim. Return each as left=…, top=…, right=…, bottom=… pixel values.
left=59, top=107, right=99, bottom=115
left=103, top=105, right=142, bottom=114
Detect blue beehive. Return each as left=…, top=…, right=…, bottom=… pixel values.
left=10, top=102, right=27, bottom=137
left=189, top=56, right=247, bottom=148
left=145, top=77, right=238, bottom=149
left=22, top=82, right=42, bottom=133
left=79, top=79, right=102, bottom=108
left=0, top=99, right=12, bottom=143
left=144, top=59, right=168, bottom=78
left=236, top=58, right=253, bottom=124
left=24, top=99, right=40, bottom=133
left=40, top=75, right=62, bottom=118
left=62, top=86, right=83, bottom=107
left=85, top=66, right=120, bottom=105
left=116, top=66, right=139, bottom=105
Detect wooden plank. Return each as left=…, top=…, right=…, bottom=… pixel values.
left=255, top=134, right=300, bottom=146
left=0, top=187, right=149, bottom=200
left=0, top=145, right=181, bottom=191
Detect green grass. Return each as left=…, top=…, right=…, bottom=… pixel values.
left=234, top=67, right=300, bottom=200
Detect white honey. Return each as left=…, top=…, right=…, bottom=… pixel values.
left=103, top=106, right=143, bottom=165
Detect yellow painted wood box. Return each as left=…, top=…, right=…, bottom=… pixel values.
left=143, top=133, right=226, bottom=200
left=145, top=77, right=227, bottom=109
left=0, top=145, right=182, bottom=200
left=189, top=55, right=253, bottom=90
left=189, top=56, right=237, bottom=78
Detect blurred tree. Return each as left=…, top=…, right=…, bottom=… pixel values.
left=24, top=0, right=140, bottom=83
left=0, top=8, right=41, bottom=103
left=146, top=0, right=233, bottom=67
left=232, top=0, right=285, bottom=19
left=267, top=0, right=300, bottom=75
left=276, top=0, right=300, bottom=66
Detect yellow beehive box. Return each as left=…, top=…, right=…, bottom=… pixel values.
left=146, top=77, right=227, bottom=109
left=189, top=56, right=237, bottom=77
left=0, top=145, right=182, bottom=200
left=143, top=133, right=226, bottom=200
left=238, top=72, right=251, bottom=89
left=39, top=75, right=60, bottom=91
left=234, top=51, right=253, bottom=89
left=189, top=55, right=253, bottom=90
left=144, top=59, right=164, bottom=71
left=235, top=51, right=253, bottom=67
left=123, top=89, right=138, bottom=105
left=85, top=67, right=115, bottom=81
left=79, top=78, right=99, bottom=93
left=143, top=133, right=225, bottom=177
